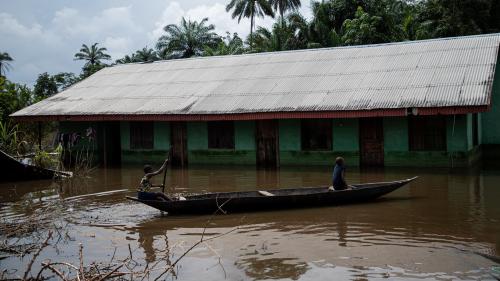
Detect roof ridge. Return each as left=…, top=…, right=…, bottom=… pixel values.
left=110, top=33, right=500, bottom=68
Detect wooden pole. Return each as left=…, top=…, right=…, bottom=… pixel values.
left=103, top=127, right=107, bottom=168
left=162, top=147, right=172, bottom=193
left=37, top=122, right=42, bottom=150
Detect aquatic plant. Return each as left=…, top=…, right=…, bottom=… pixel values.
left=0, top=120, right=22, bottom=155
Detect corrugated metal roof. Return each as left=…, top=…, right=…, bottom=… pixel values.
left=12, top=34, right=500, bottom=120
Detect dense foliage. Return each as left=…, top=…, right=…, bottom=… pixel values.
left=115, top=0, right=500, bottom=60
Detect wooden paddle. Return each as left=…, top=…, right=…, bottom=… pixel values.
left=162, top=146, right=172, bottom=193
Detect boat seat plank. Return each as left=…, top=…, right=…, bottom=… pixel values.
left=258, top=191, right=275, bottom=197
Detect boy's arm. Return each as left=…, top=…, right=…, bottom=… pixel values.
left=145, top=159, right=169, bottom=178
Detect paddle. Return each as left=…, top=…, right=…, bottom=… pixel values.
left=162, top=146, right=172, bottom=194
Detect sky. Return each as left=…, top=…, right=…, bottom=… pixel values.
left=1, top=0, right=313, bottom=87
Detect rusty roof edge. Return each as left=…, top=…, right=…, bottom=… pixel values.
left=10, top=106, right=489, bottom=122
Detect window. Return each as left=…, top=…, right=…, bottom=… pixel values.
left=301, top=119, right=332, bottom=151
left=409, top=116, right=446, bottom=151
left=130, top=122, right=154, bottom=149
left=208, top=121, right=235, bottom=149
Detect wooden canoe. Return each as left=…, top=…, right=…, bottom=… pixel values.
left=0, top=149, right=72, bottom=182
left=127, top=177, right=418, bottom=215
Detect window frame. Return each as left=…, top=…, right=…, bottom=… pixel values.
left=408, top=116, right=447, bottom=151
left=207, top=121, right=235, bottom=149
left=300, top=119, right=333, bottom=151
left=130, top=122, right=154, bottom=150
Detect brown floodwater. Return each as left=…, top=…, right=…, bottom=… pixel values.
left=1, top=165, right=500, bottom=280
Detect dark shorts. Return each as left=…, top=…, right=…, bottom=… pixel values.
left=138, top=191, right=171, bottom=201
left=333, top=183, right=348, bottom=190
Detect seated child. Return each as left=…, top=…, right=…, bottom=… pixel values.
left=138, top=158, right=171, bottom=201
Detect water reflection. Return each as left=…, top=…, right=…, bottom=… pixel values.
left=1, top=165, right=499, bottom=280
left=236, top=257, right=308, bottom=280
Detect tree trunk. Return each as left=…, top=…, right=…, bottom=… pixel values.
left=250, top=15, right=254, bottom=49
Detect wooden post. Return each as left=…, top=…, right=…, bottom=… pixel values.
left=103, top=126, right=107, bottom=168
left=37, top=122, right=42, bottom=150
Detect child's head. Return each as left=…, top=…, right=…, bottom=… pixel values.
left=143, top=164, right=153, bottom=174
left=335, top=157, right=345, bottom=166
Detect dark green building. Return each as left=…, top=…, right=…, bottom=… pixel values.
left=13, top=34, right=500, bottom=167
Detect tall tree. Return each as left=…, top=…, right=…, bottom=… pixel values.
left=414, top=0, right=496, bottom=39
left=269, top=0, right=301, bottom=26
left=0, top=77, right=32, bottom=123
left=250, top=13, right=310, bottom=52
left=33, top=73, right=58, bottom=101
left=308, top=1, right=344, bottom=48
left=156, top=17, right=220, bottom=59
left=53, top=72, right=80, bottom=91
left=226, top=0, right=275, bottom=48
left=0, top=52, right=14, bottom=77
left=74, top=43, right=111, bottom=68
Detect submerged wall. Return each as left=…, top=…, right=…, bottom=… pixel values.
left=60, top=112, right=485, bottom=168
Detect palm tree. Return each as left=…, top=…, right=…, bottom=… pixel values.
left=134, top=47, right=158, bottom=62
left=74, top=43, right=111, bottom=68
left=115, top=55, right=135, bottom=64
left=0, top=52, right=14, bottom=77
left=269, top=0, right=301, bottom=26
left=204, top=32, right=245, bottom=56
left=226, top=0, right=275, bottom=48
left=156, top=17, right=220, bottom=59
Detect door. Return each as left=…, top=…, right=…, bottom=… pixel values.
left=359, top=118, right=384, bottom=166
left=170, top=122, right=187, bottom=167
left=102, top=122, right=121, bottom=167
left=256, top=120, right=279, bottom=168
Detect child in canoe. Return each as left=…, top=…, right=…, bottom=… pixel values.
left=138, top=158, right=171, bottom=201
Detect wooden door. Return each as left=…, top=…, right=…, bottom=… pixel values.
left=170, top=122, right=187, bottom=167
left=359, top=118, right=384, bottom=166
left=256, top=120, right=279, bottom=168
left=102, top=122, right=121, bottom=167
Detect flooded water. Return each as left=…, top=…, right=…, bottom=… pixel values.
left=1, top=165, right=500, bottom=280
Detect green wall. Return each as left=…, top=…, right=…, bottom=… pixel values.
left=482, top=55, right=500, bottom=144
left=187, top=122, right=207, bottom=150
left=479, top=55, right=500, bottom=161
left=384, top=117, right=409, bottom=166
left=446, top=115, right=467, bottom=152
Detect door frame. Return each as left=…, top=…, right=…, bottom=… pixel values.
left=255, top=120, right=279, bottom=168
left=170, top=122, right=188, bottom=167
left=359, top=118, right=384, bottom=166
